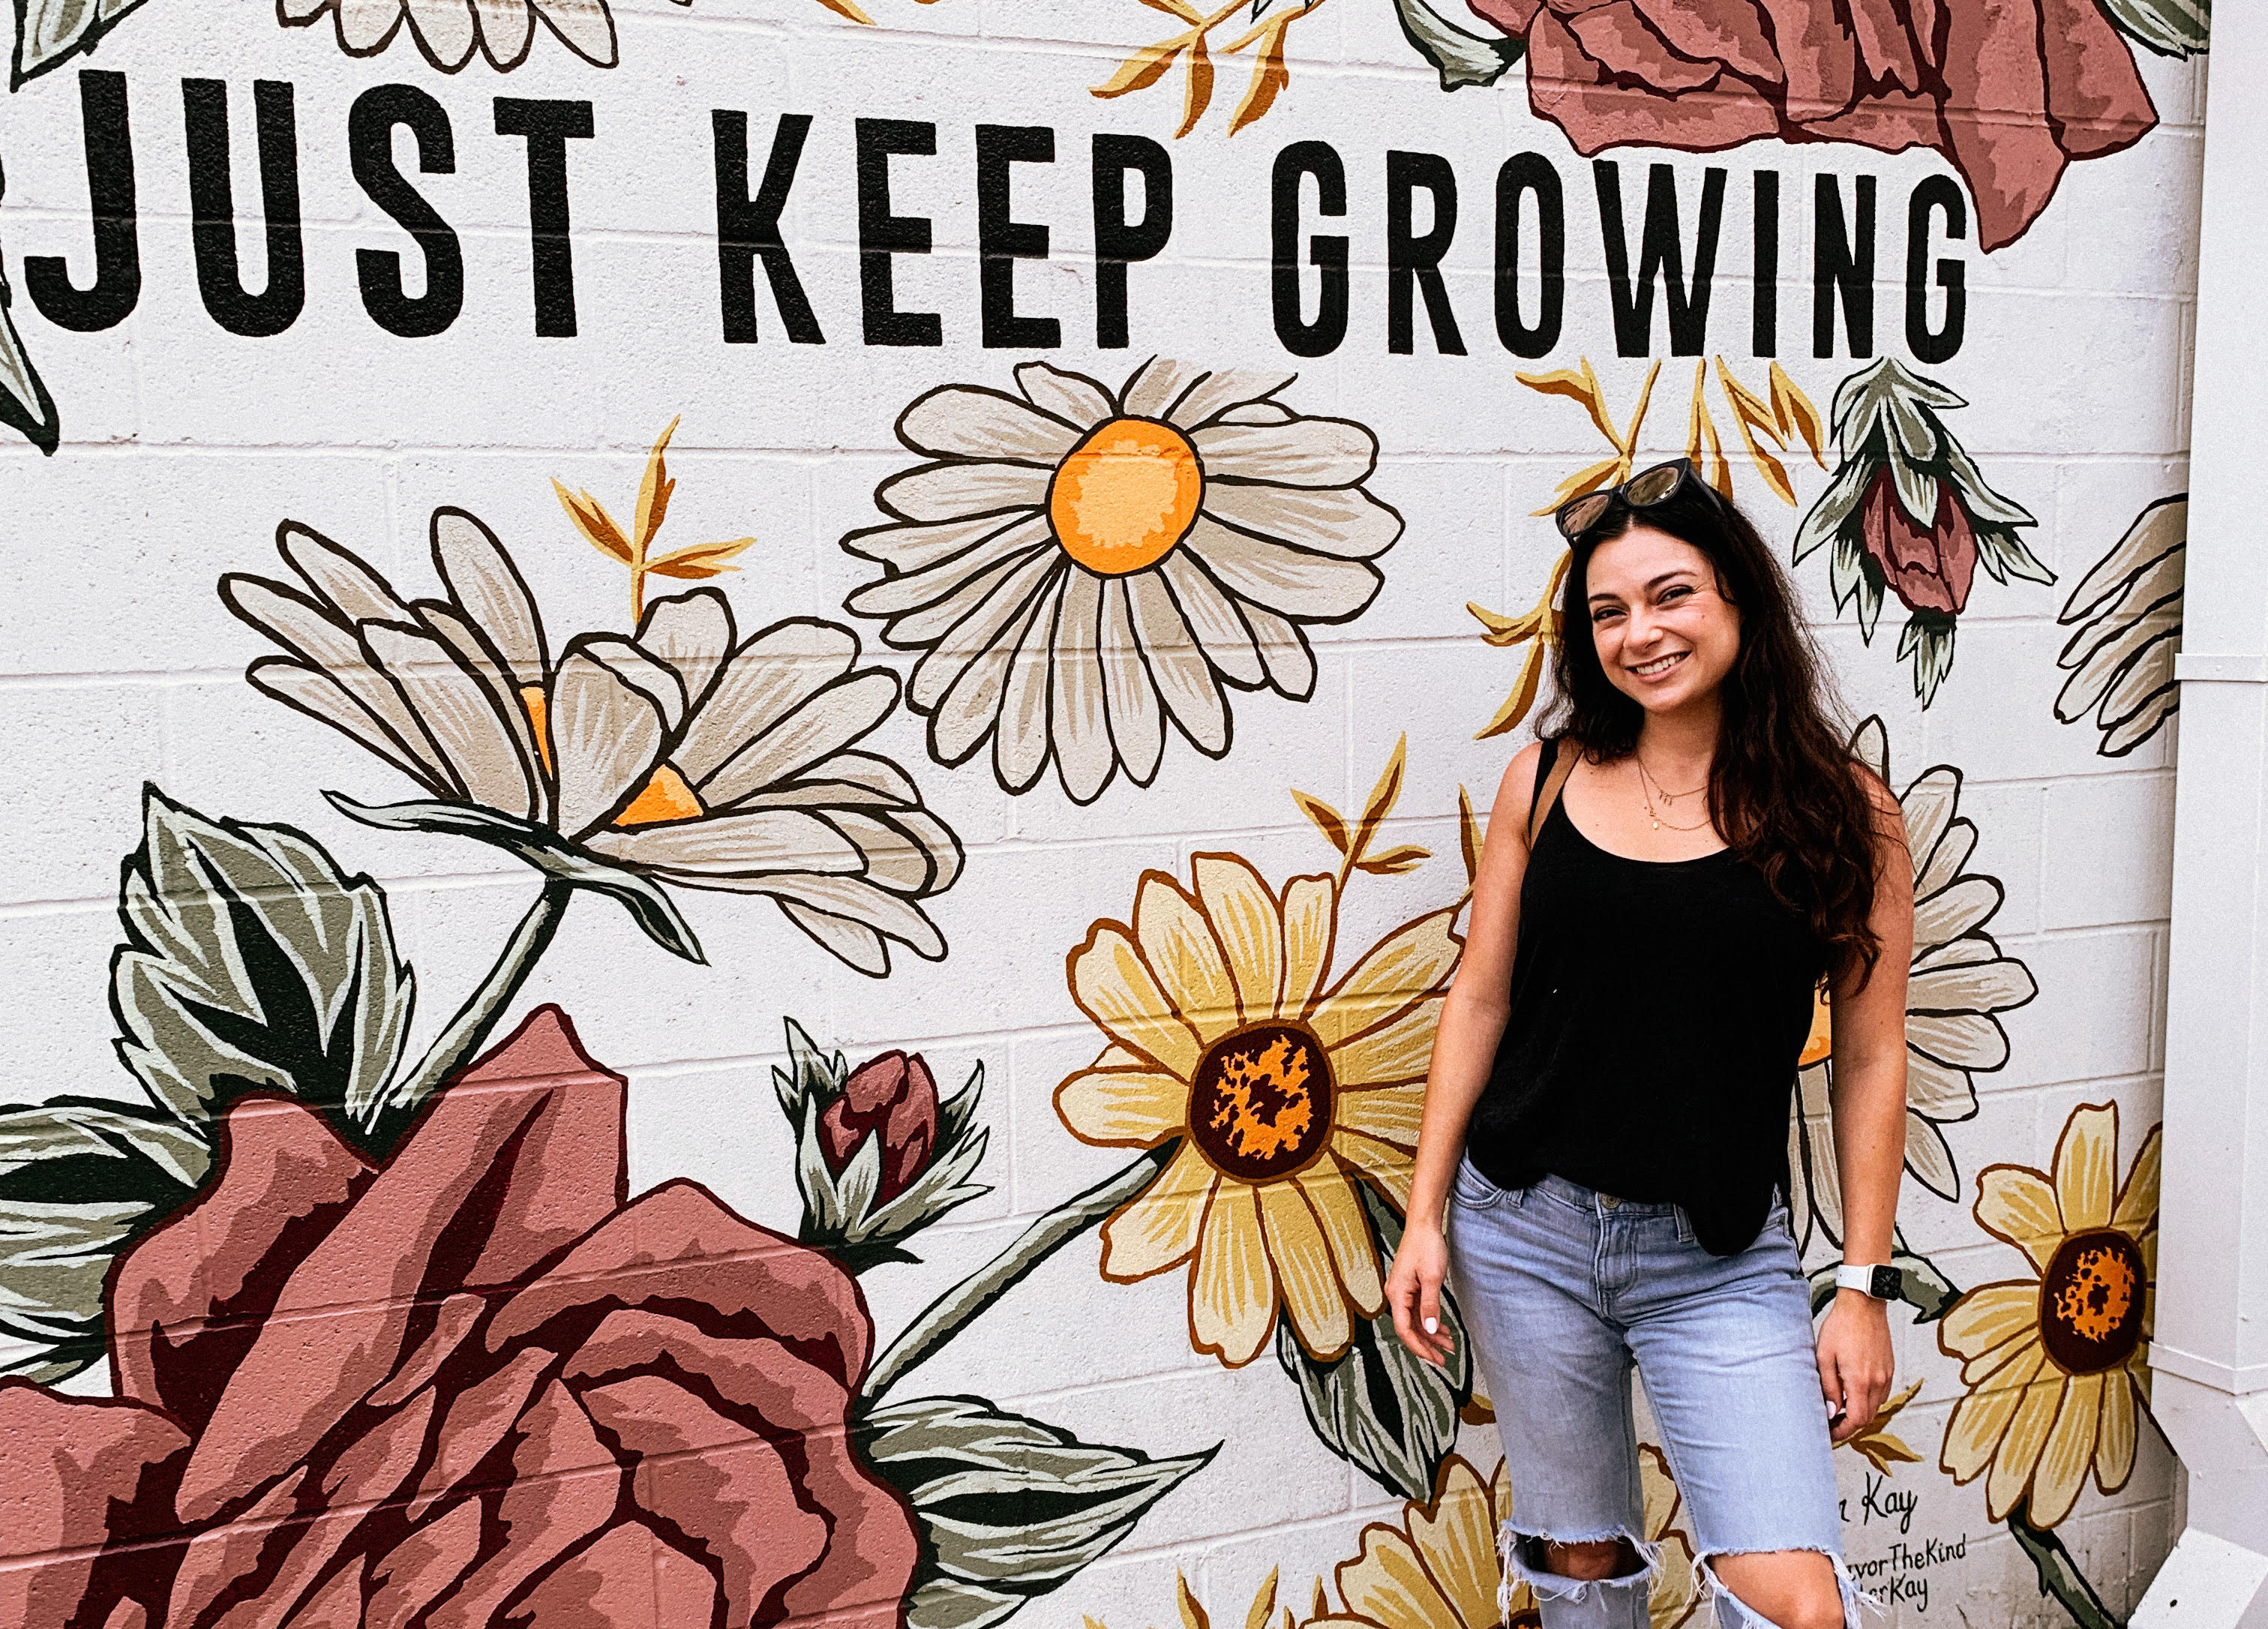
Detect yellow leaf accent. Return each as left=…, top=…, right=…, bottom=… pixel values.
left=1176, top=32, right=1216, bottom=138
left=554, top=481, right=634, bottom=564
left=555, top=414, right=755, bottom=625
left=649, top=536, right=758, bottom=580
left=1356, top=844, right=1430, bottom=875
left=1094, top=38, right=1185, bottom=98
left=1714, top=357, right=1796, bottom=505
left=1772, top=360, right=1827, bottom=465
left=635, top=416, right=680, bottom=554
left=1846, top=1378, right=1925, bottom=1476
left=811, top=0, right=874, bottom=20
left=1522, top=358, right=1662, bottom=514
left=1688, top=360, right=1731, bottom=499
left=1292, top=788, right=1351, bottom=856
left=1471, top=550, right=1571, bottom=740
left=1458, top=784, right=1482, bottom=884
left=1242, top=1568, right=1280, bottom=1629
left=1516, top=361, right=1616, bottom=443
left=1178, top=1574, right=1212, bottom=1629
left=1090, top=0, right=1316, bottom=136
left=1349, top=734, right=1406, bottom=868
left=1226, top=16, right=1293, bottom=134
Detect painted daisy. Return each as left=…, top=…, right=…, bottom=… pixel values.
left=278, top=0, right=631, bottom=70
left=221, top=508, right=958, bottom=975
left=844, top=358, right=1402, bottom=802
left=1786, top=718, right=2038, bottom=1250
left=1303, top=1450, right=1700, bottom=1629
left=1938, top=1101, right=2158, bottom=1528
left=1054, top=855, right=1456, bottom=1365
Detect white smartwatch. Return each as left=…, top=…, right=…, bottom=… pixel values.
left=1835, top=1263, right=1900, bottom=1300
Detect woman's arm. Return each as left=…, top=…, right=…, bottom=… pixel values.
left=1388, top=741, right=1542, bottom=1365
left=1815, top=770, right=1915, bottom=1439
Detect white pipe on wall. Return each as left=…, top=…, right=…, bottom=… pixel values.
left=2136, top=12, right=2268, bottom=1629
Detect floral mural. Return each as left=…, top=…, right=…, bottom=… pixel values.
left=843, top=359, right=1402, bottom=802
left=1456, top=0, right=2180, bottom=254
left=1796, top=360, right=2052, bottom=706
left=1785, top=718, right=2038, bottom=1251
left=2056, top=496, right=2186, bottom=758
left=1940, top=1102, right=2160, bottom=1530
left=0, top=491, right=1221, bottom=1623
left=0, top=0, right=2210, bottom=1619
left=277, top=0, right=637, bottom=70
left=222, top=501, right=960, bottom=978
left=1056, top=748, right=1458, bottom=1366
left=1, top=1006, right=920, bottom=1628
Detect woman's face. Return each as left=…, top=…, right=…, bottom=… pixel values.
left=1583, top=524, right=1742, bottom=718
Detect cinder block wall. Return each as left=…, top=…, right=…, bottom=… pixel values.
left=0, top=4, right=2201, bottom=1627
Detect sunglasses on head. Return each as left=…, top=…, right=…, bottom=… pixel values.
left=1554, top=458, right=1714, bottom=540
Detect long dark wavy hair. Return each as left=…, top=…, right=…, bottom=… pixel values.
left=1541, top=470, right=1892, bottom=987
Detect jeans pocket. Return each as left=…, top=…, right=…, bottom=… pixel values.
left=1450, top=1153, right=1508, bottom=1211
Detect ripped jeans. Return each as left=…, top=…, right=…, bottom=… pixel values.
left=1447, top=1160, right=1868, bottom=1629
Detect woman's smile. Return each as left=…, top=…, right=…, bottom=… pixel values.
left=1630, top=650, right=1689, bottom=680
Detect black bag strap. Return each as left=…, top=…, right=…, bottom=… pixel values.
left=1528, top=736, right=1576, bottom=848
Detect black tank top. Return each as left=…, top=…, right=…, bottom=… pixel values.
left=1466, top=739, right=1827, bottom=1256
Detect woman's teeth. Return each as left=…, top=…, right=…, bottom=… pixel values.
left=1632, top=652, right=1686, bottom=677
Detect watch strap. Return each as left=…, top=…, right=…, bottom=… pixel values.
left=1836, top=1263, right=1900, bottom=1300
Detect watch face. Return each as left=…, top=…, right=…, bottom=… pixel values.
left=1870, top=1264, right=1901, bottom=1300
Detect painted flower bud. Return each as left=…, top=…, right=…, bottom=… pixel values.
left=819, top=1051, right=940, bottom=1204
left=1861, top=466, right=1978, bottom=616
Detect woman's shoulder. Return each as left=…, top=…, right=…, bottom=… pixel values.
left=1492, top=736, right=1562, bottom=842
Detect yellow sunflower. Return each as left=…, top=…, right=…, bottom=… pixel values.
left=1304, top=1451, right=1699, bottom=1629
left=1938, top=1101, right=2160, bottom=1528
left=1055, top=856, right=1460, bottom=1365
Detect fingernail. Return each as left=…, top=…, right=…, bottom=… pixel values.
left=1423, top=1317, right=1439, bottom=1334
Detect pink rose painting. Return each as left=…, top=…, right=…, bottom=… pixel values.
left=0, top=1007, right=919, bottom=1629
left=1463, top=0, right=2162, bottom=251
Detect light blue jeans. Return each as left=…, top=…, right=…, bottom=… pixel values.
left=1446, top=1158, right=1869, bottom=1629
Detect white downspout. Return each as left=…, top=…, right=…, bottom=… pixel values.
left=2134, top=12, right=2268, bottom=1629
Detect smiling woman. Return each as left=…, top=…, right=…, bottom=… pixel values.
left=1390, top=458, right=1916, bottom=1629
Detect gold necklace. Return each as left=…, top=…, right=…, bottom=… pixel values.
left=1634, top=752, right=1707, bottom=802
left=1635, top=760, right=1713, bottom=832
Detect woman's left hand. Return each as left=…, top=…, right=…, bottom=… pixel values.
left=1816, top=1292, right=1894, bottom=1444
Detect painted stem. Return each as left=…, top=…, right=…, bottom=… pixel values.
left=1880, top=1246, right=2127, bottom=1629
left=385, top=879, right=574, bottom=1130
left=2008, top=1505, right=2123, bottom=1629
left=860, top=1142, right=1176, bottom=1405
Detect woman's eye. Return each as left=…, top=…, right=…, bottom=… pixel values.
left=1659, top=585, right=1694, bottom=604
left=1591, top=608, right=1622, bottom=625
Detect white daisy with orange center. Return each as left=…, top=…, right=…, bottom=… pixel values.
left=1787, top=719, right=2037, bottom=1250
left=844, top=358, right=1403, bottom=802
left=1054, top=856, right=1457, bottom=1365
left=1938, top=1101, right=2159, bottom=1528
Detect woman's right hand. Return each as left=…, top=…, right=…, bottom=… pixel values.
left=1386, top=1219, right=1454, bottom=1366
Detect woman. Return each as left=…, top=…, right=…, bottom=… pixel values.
left=1388, top=460, right=1913, bottom=1629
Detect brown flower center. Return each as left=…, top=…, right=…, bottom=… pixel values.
left=1187, top=1022, right=1334, bottom=1182
left=2038, top=1227, right=2146, bottom=1375
left=1507, top=1612, right=1543, bottom=1629
left=1048, top=418, right=1203, bottom=576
